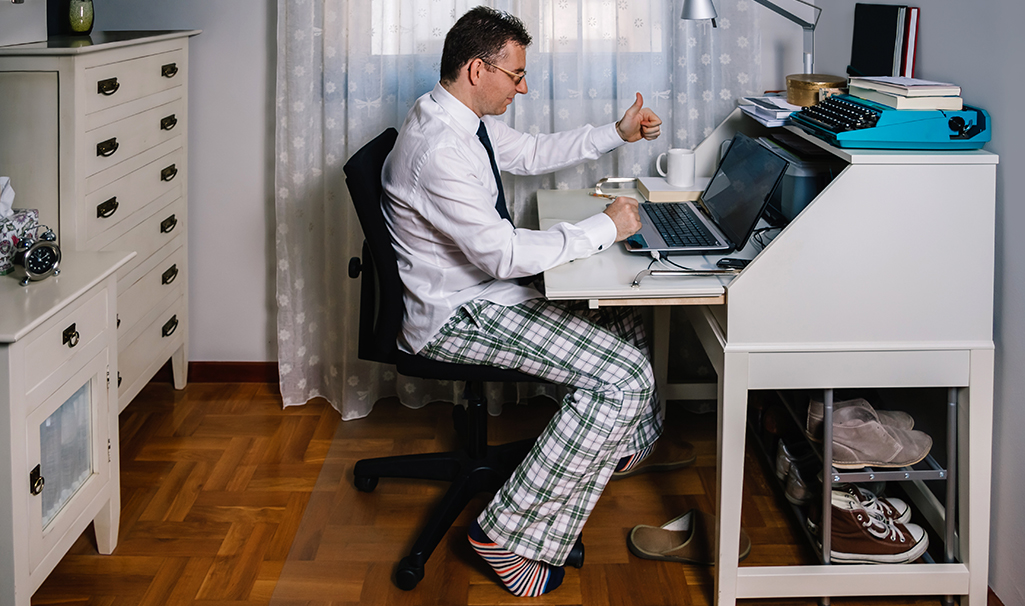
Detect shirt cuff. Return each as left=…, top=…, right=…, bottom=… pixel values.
left=575, top=211, right=618, bottom=253
left=594, top=122, right=629, bottom=154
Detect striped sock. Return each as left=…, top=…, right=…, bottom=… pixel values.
left=615, top=443, right=657, bottom=473
left=468, top=520, right=565, bottom=597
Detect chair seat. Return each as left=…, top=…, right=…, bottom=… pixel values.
left=397, top=351, right=540, bottom=384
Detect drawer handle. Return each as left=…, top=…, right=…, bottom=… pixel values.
left=160, top=214, right=178, bottom=234
left=162, top=264, right=179, bottom=285
left=63, top=323, right=80, bottom=348
left=118, top=372, right=122, bottom=387
left=161, top=62, right=179, bottom=78
left=30, top=465, right=44, bottom=496
left=117, top=314, right=121, bottom=329
left=162, top=315, right=179, bottom=338
left=160, top=114, right=178, bottom=131
left=96, top=196, right=119, bottom=218
left=97, top=137, right=119, bottom=157
left=161, top=164, right=178, bottom=182
left=97, top=77, right=120, bottom=96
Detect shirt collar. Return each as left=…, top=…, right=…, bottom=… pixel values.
left=431, top=82, right=483, bottom=138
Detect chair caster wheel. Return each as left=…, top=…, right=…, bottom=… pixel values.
left=395, top=556, right=425, bottom=590
left=354, top=475, right=378, bottom=492
left=565, top=536, right=585, bottom=568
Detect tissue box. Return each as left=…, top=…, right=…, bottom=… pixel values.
left=0, top=209, right=40, bottom=275
left=0, top=0, right=47, bottom=47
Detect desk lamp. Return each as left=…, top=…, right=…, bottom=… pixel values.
left=681, top=0, right=821, bottom=74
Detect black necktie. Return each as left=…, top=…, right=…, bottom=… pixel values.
left=476, top=121, right=512, bottom=222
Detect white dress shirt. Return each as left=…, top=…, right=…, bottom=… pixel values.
left=382, top=83, right=625, bottom=353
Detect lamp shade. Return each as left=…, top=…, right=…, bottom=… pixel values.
left=681, top=0, right=719, bottom=20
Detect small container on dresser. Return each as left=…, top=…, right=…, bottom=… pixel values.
left=0, top=250, right=133, bottom=606
left=0, top=30, right=201, bottom=412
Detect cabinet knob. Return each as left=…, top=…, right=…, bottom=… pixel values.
left=96, top=137, right=119, bottom=158
left=30, top=465, right=44, bottom=496
left=162, top=315, right=179, bottom=338
left=162, top=264, right=179, bottom=285
left=96, top=196, right=119, bottom=218
left=160, top=214, right=178, bottom=234
left=160, top=114, right=178, bottom=131
left=97, top=77, right=120, bottom=96
left=161, top=164, right=178, bottom=182
left=63, top=323, right=80, bottom=348
left=161, top=63, right=179, bottom=78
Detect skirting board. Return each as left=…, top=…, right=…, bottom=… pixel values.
left=151, top=361, right=279, bottom=384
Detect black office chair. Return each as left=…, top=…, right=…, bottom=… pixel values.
left=344, top=128, right=582, bottom=590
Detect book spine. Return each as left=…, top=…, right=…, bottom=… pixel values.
left=892, top=6, right=906, bottom=77
left=902, top=7, right=919, bottom=78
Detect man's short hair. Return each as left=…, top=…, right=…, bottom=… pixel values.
left=440, top=6, right=532, bottom=84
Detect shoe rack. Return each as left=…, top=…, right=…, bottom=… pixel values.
left=751, top=388, right=959, bottom=606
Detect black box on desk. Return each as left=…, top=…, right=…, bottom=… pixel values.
left=759, top=133, right=846, bottom=225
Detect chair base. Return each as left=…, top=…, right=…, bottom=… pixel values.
left=352, top=398, right=584, bottom=590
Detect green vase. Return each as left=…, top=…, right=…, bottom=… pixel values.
left=69, top=0, right=94, bottom=35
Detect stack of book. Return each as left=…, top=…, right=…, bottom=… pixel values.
left=848, top=76, right=963, bottom=110
left=739, top=96, right=801, bottom=127
left=849, top=3, right=919, bottom=78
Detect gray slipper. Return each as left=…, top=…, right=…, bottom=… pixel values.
left=628, top=509, right=751, bottom=565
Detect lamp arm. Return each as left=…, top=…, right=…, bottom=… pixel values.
left=750, top=0, right=821, bottom=29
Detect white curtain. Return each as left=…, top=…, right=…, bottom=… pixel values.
left=275, top=0, right=761, bottom=420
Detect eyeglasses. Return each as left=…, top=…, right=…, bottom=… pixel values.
left=480, top=59, right=527, bottom=85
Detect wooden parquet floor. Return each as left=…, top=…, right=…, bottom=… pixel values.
left=32, top=382, right=968, bottom=606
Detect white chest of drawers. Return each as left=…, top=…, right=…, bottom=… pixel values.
left=0, top=250, right=133, bottom=606
left=0, top=31, right=200, bottom=411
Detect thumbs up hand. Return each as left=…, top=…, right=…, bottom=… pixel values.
left=615, top=92, right=662, bottom=142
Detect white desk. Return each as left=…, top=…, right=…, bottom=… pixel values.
left=538, top=116, right=998, bottom=606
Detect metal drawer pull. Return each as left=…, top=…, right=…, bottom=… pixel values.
left=117, top=314, right=121, bottom=328
left=118, top=372, right=122, bottom=387
left=161, top=164, right=178, bottom=182
left=161, top=62, right=179, bottom=78
left=160, top=214, right=178, bottom=234
left=63, top=323, right=80, bottom=348
left=96, top=196, right=119, bottom=218
left=30, top=465, right=44, bottom=496
left=162, top=264, right=178, bottom=285
left=96, top=137, right=119, bottom=157
left=160, top=114, right=178, bottom=131
left=162, top=315, right=179, bottom=338
left=97, top=77, right=120, bottom=96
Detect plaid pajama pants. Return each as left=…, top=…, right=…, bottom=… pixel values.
left=420, top=297, right=664, bottom=565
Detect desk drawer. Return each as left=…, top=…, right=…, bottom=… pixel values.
left=83, top=98, right=184, bottom=178
left=102, top=194, right=185, bottom=283
left=82, top=147, right=182, bottom=243
left=23, top=285, right=110, bottom=400
left=85, top=47, right=185, bottom=115
left=118, top=294, right=183, bottom=401
left=117, top=244, right=185, bottom=337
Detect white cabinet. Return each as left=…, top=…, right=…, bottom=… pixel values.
left=0, top=251, right=133, bottom=606
left=0, top=31, right=200, bottom=411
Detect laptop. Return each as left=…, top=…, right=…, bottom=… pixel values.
left=624, top=132, right=789, bottom=255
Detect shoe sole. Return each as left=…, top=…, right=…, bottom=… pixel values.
left=818, top=534, right=928, bottom=565
left=612, top=455, right=697, bottom=479
left=831, top=449, right=931, bottom=469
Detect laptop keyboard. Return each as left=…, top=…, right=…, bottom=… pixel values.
left=643, top=203, right=719, bottom=248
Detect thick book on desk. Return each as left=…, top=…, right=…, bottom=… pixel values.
left=636, top=176, right=709, bottom=202
left=848, top=85, right=963, bottom=110
left=849, top=3, right=906, bottom=77
left=849, top=76, right=961, bottom=97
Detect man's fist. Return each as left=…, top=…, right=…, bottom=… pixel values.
left=603, top=196, right=643, bottom=242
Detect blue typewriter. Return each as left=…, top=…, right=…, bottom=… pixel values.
left=791, top=94, right=991, bottom=150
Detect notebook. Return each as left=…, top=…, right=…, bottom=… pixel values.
left=624, top=132, right=789, bottom=256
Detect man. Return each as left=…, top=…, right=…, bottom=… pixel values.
left=382, top=6, right=664, bottom=597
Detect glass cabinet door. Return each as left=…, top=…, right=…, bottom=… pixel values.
left=39, top=382, right=92, bottom=529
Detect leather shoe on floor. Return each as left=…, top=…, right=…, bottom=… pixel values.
left=612, top=438, right=696, bottom=479
left=628, top=509, right=751, bottom=565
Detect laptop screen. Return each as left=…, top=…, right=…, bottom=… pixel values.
left=700, top=132, right=789, bottom=249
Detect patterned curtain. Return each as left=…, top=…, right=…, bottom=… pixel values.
left=275, top=0, right=761, bottom=419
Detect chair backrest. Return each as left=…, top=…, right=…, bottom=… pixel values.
left=344, top=128, right=400, bottom=365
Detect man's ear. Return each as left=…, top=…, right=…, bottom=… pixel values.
left=467, top=58, right=484, bottom=86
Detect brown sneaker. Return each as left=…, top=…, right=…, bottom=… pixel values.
left=808, top=484, right=911, bottom=534
left=827, top=491, right=928, bottom=564
left=806, top=398, right=915, bottom=443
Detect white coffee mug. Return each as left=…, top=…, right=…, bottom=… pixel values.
left=657, top=148, right=696, bottom=188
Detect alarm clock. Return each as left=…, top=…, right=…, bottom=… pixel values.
left=13, top=225, right=61, bottom=286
